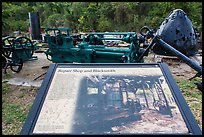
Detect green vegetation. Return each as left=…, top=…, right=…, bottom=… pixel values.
left=2, top=73, right=13, bottom=79
left=2, top=82, right=39, bottom=135
left=2, top=2, right=202, bottom=35
left=175, top=77, right=202, bottom=128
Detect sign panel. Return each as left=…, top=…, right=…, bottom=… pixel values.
left=21, top=63, right=201, bottom=135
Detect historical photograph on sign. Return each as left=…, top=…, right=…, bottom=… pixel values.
left=33, top=66, right=189, bottom=134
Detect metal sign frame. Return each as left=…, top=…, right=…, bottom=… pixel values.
left=21, top=63, right=201, bottom=135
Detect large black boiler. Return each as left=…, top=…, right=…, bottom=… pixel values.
left=153, top=9, right=198, bottom=56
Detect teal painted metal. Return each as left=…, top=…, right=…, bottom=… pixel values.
left=2, top=36, right=38, bottom=73
left=44, top=28, right=146, bottom=63
left=12, top=37, right=37, bottom=62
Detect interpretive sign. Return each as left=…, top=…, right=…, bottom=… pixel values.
left=21, top=63, right=201, bottom=135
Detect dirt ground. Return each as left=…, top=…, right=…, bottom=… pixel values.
left=2, top=52, right=52, bottom=86
left=144, top=52, right=202, bottom=80
left=3, top=51, right=202, bottom=85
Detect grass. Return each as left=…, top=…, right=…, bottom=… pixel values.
left=175, top=77, right=202, bottom=128
left=2, top=73, right=13, bottom=79
left=2, top=82, right=39, bottom=135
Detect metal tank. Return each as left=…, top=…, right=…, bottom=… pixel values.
left=153, top=9, right=198, bottom=56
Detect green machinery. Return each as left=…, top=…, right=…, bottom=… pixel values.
left=44, top=27, right=202, bottom=90
left=44, top=28, right=148, bottom=63
left=44, top=27, right=202, bottom=74
left=2, top=36, right=38, bottom=73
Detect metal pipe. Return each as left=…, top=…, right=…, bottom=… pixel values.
left=101, top=38, right=123, bottom=40
left=89, top=32, right=135, bottom=35
left=154, top=36, right=202, bottom=74
left=94, top=48, right=130, bottom=53
left=95, top=51, right=125, bottom=57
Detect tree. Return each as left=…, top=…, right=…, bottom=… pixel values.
left=2, top=2, right=202, bottom=35
left=77, top=2, right=100, bottom=32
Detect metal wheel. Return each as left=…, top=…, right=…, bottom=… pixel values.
left=2, top=36, right=16, bottom=59
left=140, top=26, right=151, bottom=37
left=10, top=59, right=23, bottom=73
left=13, top=36, right=34, bottom=59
